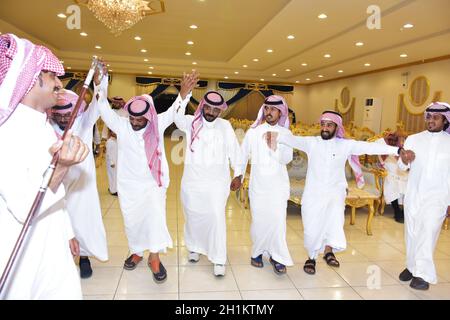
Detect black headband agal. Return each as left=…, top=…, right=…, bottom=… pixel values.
left=128, top=100, right=150, bottom=117
left=322, top=110, right=342, bottom=118
left=204, top=93, right=224, bottom=106
left=426, top=106, right=450, bottom=113
left=53, top=103, right=73, bottom=111
left=264, top=99, right=283, bottom=106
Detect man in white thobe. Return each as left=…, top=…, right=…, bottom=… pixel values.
left=96, top=69, right=198, bottom=283
left=174, top=91, right=242, bottom=276
left=271, top=110, right=413, bottom=275
left=239, top=95, right=294, bottom=275
left=105, top=129, right=118, bottom=195
left=375, top=132, right=408, bottom=223
left=398, top=102, right=450, bottom=290
left=49, top=88, right=108, bottom=279
left=0, top=33, right=89, bottom=299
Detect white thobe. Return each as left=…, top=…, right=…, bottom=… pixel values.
left=52, top=98, right=108, bottom=261
left=398, top=130, right=450, bottom=284
left=240, top=123, right=294, bottom=266
left=174, top=112, right=242, bottom=265
left=0, top=104, right=81, bottom=300
left=106, top=137, right=118, bottom=194
left=279, top=133, right=399, bottom=259
left=101, top=108, right=128, bottom=139
left=97, top=79, right=191, bottom=254
left=375, top=138, right=408, bottom=204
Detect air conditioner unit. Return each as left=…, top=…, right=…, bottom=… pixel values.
left=362, top=97, right=382, bottom=133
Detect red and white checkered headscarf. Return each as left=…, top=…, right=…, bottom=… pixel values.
left=251, top=95, right=290, bottom=129
left=190, top=91, right=227, bottom=152
left=123, top=94, right=163, bottom=187
left=0, top=33, right=64, bottom=126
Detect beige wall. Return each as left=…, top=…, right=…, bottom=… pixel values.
left=291, top=58, right=450, bottom=132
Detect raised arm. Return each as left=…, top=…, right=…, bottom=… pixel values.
left=276, top=131, right=313, bottom=153
left=95, top=75, right=124, bottom=134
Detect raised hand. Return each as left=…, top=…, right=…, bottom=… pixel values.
left=94, top=58, right=107, bottom=86
left=230, top=175, right=243, bottom=191
left=179, top=70, right=200, bottom=100
left=399, top=149, right=415, bottom=165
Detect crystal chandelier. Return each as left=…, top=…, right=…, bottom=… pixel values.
left=75, top=0, right=165, bottom=36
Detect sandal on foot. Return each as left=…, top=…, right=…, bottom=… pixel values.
left=124, top=254, right=143, bottom=270
left=148, top=260, right=167, bottom=283
left=323, top=252, right=340, bottom=267
left=269, top=257, right=286, bottom=275
left=303, top=259, right=316, bottom=275
left=250, top=254, right=264, bottom=268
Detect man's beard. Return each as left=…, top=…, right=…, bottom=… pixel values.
left=203, top=110, right=217, bottom=122
left=320, top=129, right=336, bottom=140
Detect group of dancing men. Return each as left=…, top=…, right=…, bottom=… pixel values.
left=0, top=34, right=449, bottom=299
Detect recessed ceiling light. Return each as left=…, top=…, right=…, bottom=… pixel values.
left=253, top=58, right=259, bottom=62
left=243, top=64, right=248, bottom=68
left=234, top=71, right=239, bottom=74
left=403, top=23, right=414, bottom=29
left=260, top=79, right=265, bottom=81
left=107, top=64, right=110, bottom=67
left=318, top=75, right=324, bottom=78
left=364, top=63, right=371, bottom=67
left=60, top=60, right=64, bottom=64
left=148, top=72, right=153, bottom=75
left=134, top=36, right=142, bottom=41
left=192, top=62, right=197, bottom=65
left=187, top=41, right=194, bottom=45
left=301, top=63, right=308, bottom=66
left=140, top=49, right=147, bottom=53
left=400, top=53, right=408, bottom=58
left=190, top=25, right=198, bottom=29
left=295, top=81, right=300, bottom=83
left=108, top=69, right=112, bottom=72
left=324, top=54, right=331, bottom=58
left=57, top=13, right=67, bottom=19
left=185, top=52, right=192, bottom=56
left=224, top=76, right=229, bottom=79
left=266, top=49, right=273, bottom=53
left=272, top=73, right=277, bottom=76
left=355, top=42, right=364, bottom=46
left=287, top=35, right=295, bottom=40
left=67, top=66, right=72, bottom=70
left=144, top=58, right=149, bottom=62
left=338, top=70, right=344, bottom=73
left=80, top=32, right=88, bottom=37
left=95, top=45, right=102, bottom=49
left=306, top=78, right=311, bottom=81
left=285, top=69, right=291, bottom=72
left=318, top=13, right=328, bottom=19
left=148, top=66, right=154, bottom=69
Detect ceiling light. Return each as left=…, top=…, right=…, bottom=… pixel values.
left=266, top=49, right=273, bottom=53
left=95, top=45, right=102, bottom=49
left=364, top=63, right=371, bottom=67
left=187, top=41, right=194, bottom=45
left=190, top=25, right=198, bottom=29
left=108, top=69, right=112, bottom=72
left=301, top=63, right=308, bottom=66
left=260, top=79, right=265, bottom=81
left=243, top=64, right=248, bottom=68
left=107, top=64, right=110, bottom=67
left=400, top=53, right=408, bottom=58
left=148, top=71, right=153, bottom=75
left=148, top=66, right=154, bottom=69
left=306, top=78, right=311, bottom=81
left=355, top=42, right=364, bottom=46
left=134, top=36, right=142, bottom=41
left=338, top=70, right=344, bottom=73
left=318, top=75, right=324, bottom=78
left=80, top=32, right=88, bottom=37
left=224, top=76, right=229, bottom=79
left=272, top=73, right=277, bottom=76
left=140, top=49, right=147, bottom=53
left=253, top=58, right=259, bottom=62
left=318, top=13, right=328, bottom=19
left=295, top=80, right=300, bottom=83
left=185, top=52, right=192, bottom=56
left=285, top=69, right=291, bottom=72
left=287, top=35, right=295, bottom=40
left=57, top=13, right=67, bottom=19
left=234, top=71, right=239, bottom=74
left=67, top=66, right=72, bottom=70
left=192, top=62, right=197, bottom=65
left=324, top=54, right=331, bottom=58
left=144, top=58, right=149, bottom=62
left=403, top=23, right=414, bottom=29
left=60, top=60, right=64, bottom=64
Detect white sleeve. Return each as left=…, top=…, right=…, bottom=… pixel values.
left=269, top=142, right=293, bottom=165
left=226, top=123, right=243, bottom=178
left=278, top=131, right=312, bottom=153
left=397, top=137, right=411, bottom=171
left=349, top=140, right=399, bottom=156
left=236, top=130, right=251, bottom=179
left=95, top=77, right=124, bottom=134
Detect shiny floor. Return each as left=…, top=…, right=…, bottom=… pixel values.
left=83, top=138, right=450, bottom=300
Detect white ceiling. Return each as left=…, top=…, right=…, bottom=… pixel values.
left=0, top=0, right=449, bottom=84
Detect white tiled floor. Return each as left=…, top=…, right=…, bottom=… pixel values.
left=82, top=138, right=450, bottom=300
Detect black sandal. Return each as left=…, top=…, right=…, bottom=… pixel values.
left=303, top=259, right=316, bottom=275
left=323, top=252, right=340, bottom=267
